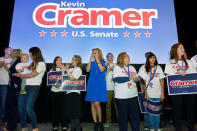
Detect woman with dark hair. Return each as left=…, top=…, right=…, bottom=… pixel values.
left=5, top=49, right=22, bottom=131
left=13, top=47, right=46, bottom=131
left=165, top=43, right=196, bottom=131
left=113, top=52, right=140, bottom=131
left=85, top=48, right=108, bottom=131
left=62, top=55, right=83, bottom=131
left=49, top=56, right=69, bottom=131
left=138, top=52, right=165, bottom=131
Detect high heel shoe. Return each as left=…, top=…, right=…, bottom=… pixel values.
left=94, top=122, right=98, bottom=131
left=98, top=122, right=104, bottom=131
left=53, top=128, right=58, bottom=131
left=62, top=127, right=68, bottom=131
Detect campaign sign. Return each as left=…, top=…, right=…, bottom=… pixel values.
left=138, top=92, right=147, bottom=113
left=62, top=75, right=86, bottom=91
left=47, top=71, right=65, bottom=86
left=9, top=0, right=178, bottom=63
left=166, top=73, right=197, bottom=95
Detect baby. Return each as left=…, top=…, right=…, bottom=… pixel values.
left=15, top=53, right=32, bottom=94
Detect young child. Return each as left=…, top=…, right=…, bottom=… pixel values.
left=15, top=53, right=31, bottom=94
left=138, top=52, right=165, bottom=131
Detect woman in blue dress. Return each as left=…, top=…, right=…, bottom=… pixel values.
left=85, top=48, right=108, bottom=131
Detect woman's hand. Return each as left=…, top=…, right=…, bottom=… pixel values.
left=12, top=73, right=22, bottom=77
left=59, top=63, right=65, bottom=70
left=95, top=55, right=100, bottom=63
left=145, top=91, right=149, bottom=100
left=178, top=69, right=186, bottom=76
left=110, top=65, right=114, bottom=70
left=65, top=63, right=70, bottom=71
left=90, top=53, right=95, bottom=62
left=129, top=73, right=137, bottom=80
left=55, top=84, right=61, bottom=88
left=161, top=92, right=165, bottom=101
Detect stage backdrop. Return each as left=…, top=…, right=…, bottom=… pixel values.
left=9, top=0, right=178, bottom=63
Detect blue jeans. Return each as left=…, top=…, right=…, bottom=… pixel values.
left=18, top=86, right=40, bottom=129
left=116, top=97, right=140, bottom=131
left=144, top=113, right=149, bottom=128
left=148, top=98, right=161, bottom=130
left=0, top=85, right=8, bottom=121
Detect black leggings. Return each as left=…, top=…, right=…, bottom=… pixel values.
left=70, top=118, right=81, bottom=131
left=51, top=92, right=68, bottom=128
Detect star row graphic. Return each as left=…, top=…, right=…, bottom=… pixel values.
left=39, top=30, right=68, bottom=37
left=123, top=31, right=151, bottom=38
left=39, top=30, right=152, bottom=38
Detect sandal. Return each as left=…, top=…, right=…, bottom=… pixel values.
left=62, top=127, right=68, bottom=131
left=53, top=127, right=58, bottom=131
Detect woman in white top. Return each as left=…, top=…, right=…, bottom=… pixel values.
left=49, top=56, right=68, bottom=131
left=62, top=55, right=83, bottom=131
left=113, top=52, right=140, bottom=131
left=164, top=43, right=196, bottom=131
left=104, top=53, right=118, bottom=127
left=13, top=47, right=46, bottom=131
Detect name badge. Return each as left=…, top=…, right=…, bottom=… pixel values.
left=128, top=83, right=132, bottom=88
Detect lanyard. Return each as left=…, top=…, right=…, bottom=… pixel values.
left=123, top=66, right=130, bottom=77
left=177, top=60, right=185, bottom=71
left=149, top=66, right=156, bottom=81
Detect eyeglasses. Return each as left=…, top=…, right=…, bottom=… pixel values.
left=107, top=55, right=113, bottom=58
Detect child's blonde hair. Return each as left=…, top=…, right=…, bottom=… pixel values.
left=22, top=53, right=29, bottom=61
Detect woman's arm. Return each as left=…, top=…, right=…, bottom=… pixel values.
left=160, top=78, right=165, bottom=100
left=19, top=71, right=39, bottom=78
left=13, top=62, right=45, bottom=78
left=86, top=54, right=94, bottom=72
left=66, top=69, right=75, bottom=80
left=86, top=60, right=91, bottom=72
left=97, top=62, right=107, bottom=72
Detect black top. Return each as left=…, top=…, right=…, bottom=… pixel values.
left=8, top=58, right=22, bottom=89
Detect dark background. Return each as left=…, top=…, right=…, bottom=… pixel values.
left=0, top=0, right=196, bottom=123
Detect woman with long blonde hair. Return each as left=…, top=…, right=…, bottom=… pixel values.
left=85, top=48, right=108, bottom=131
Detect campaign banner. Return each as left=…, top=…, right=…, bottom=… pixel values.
left=9, top=0, right=178, bottom=63
left=166, top=73, right=197, bottom=95
left=138, top=92, right=147, bottom=113
left=62, top=75, right=86, bottom=91
left=47, top=71, right=66, bottom=86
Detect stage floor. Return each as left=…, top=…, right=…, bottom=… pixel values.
left=0, top=122, right=180, bottom=131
